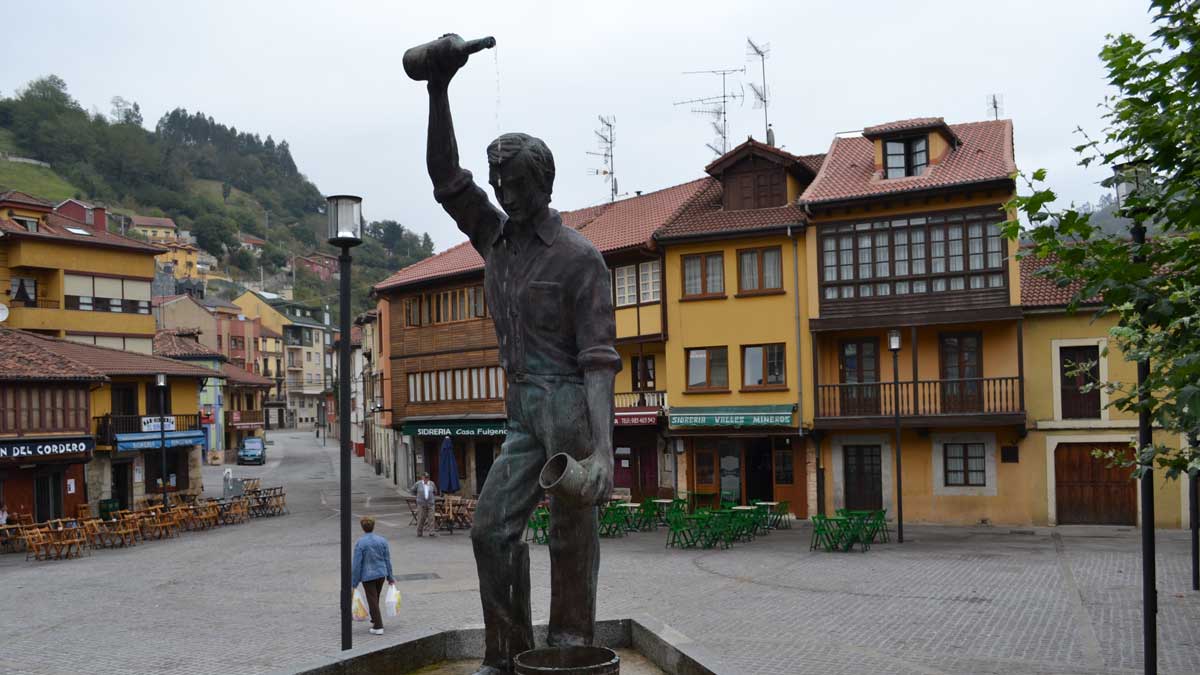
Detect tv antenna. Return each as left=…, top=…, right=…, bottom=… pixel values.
left=986, top=93, right=1004, bottom=120
left=586, top=115, right=619, bottom=202
left=674, top=66, right=745, bottom=156
left=746, top=38, right=771, bottom=143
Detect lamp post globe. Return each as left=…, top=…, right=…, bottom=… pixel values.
left=326, top=195, right=364, bottom=248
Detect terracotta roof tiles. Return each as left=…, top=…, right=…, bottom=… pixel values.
left=131, top=214, right=177, bottom=229
left=0, top=211, right=166, bottom=254
left=220, top=362, right=273, bottom=387
left=801, top=119, right=1015, bottom=206
left=154, top=329, right=223, bottom=360
left=654, top=178, right=807, bottom=241
left=1019, top=251, right=1090, bottom=308
left=11, top=330, right=219, bottom=379
left=0, top=329, right=107, bottom=381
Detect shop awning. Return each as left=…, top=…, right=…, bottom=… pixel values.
left=115, top=430, right=207, bottom=452
left=0, top=436, right=95, bottom=466
left=668, top=405, right=796, bottom=428
left=402, top=421, right=508, bottom=438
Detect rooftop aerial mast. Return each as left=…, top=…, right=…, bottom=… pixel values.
left=674, top=66, right=745, bottom=156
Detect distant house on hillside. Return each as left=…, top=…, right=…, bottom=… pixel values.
left=239, top=233, right=266, bottom=255
left=130, top=214, right=178, bottom=242
left=54, top=198, right=107, bottom=229
left=294, top=251, right=339, bottom=282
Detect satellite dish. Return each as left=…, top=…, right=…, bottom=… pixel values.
left=0, top=303, right=8, bottom=323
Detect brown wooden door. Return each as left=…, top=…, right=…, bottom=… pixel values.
left=1055, top=443, right=1136, bottom=525
left=843, top=445, right=883, bottom=511
left=840, top=339, right=881, bottom=415
left=940, top=333, right=982, bottom=412
left=1060, top=346, right=1101, bottom=419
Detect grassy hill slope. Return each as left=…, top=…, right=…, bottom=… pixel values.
left=0, top=159, right=81, bottom=202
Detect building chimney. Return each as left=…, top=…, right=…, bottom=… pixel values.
left=94, top=206, right=107, bottom=230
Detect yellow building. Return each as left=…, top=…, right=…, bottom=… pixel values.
left=0, top=189, right=162, bottom=353
left=157, top=241, right=202, bottom=279
left=10, top=329, right=218, bottom=513
left=130, top=214, right=178, bottom=242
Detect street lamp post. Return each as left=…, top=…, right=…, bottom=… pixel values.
left=328, top=194, right=363, bottom=652
left=1115, top=163, right=1156, bottom=674
left=888, top=329, right=904, bottom=544
left=155, top=373, right=169, bottom=510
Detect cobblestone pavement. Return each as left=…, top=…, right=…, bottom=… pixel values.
left=1, top=431, right=1198, bottom=674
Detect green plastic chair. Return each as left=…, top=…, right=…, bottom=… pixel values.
left=665, top=510, right=697, bottom=549
left=636, top=500, right=658, bottom=531
left=598, top=504, right=626, bottom=538
left=772, top=501, right=792, bottom=529
left=525, top=506, right=550, bottom=545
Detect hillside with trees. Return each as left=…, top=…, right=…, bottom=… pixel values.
left=0, top=75, right=433, bottom=316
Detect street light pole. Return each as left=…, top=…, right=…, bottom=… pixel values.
left=888, top=329, right=903, bottom=543
left=156, top=373, right=169, bottom=510
left=327, top=195, right=363, bottom=652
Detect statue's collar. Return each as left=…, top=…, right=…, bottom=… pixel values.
left=494, top=208, right=561, bottom=248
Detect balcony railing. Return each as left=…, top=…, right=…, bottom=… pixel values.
left=615, top=390, right=667, bottom=408
left=10, top=298, right=61, bottom=309
left=226, top=409, right=264, bottom=426
left=815, top=377, right=1022, bottom=420
left=93, top=414, right=202, bottom=446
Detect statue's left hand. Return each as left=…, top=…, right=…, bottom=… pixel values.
left=579, top=449, right=614, bottom=506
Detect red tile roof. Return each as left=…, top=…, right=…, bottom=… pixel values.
left=258, top=323, right=283, bottom=339
left=0, top=329, right=107, bottom=381
left=131, top=214, right=177, bottom=229
left=152, top=294, right=185, bottom=308
left=13, top=330, right=219, bottom=378
left=800, top=119, right=1015, bottom=206
left=1019, top=251, right=1091, bottom=308
left=220, top=362, right=273, bottom=387
left=704, top=138, right=814, bottom=176
left=240, top=234, right=266, bottom=245
left=0, top=210, right=165, bottom=254
left=862, top=117, right=958, bottom=141
left=654, top=177, right=808, bottom=241
left=154, top=329, right=223, bottom=360
left=0, top=189, right=53, bottom=209
left=579, top=179, right=710, bottom=253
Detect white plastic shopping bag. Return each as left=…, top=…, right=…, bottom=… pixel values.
left=352, top=585, right=369, bottom=622
left=383, top=583, right=402, bottom=618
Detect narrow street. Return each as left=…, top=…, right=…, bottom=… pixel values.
left=2, top=430, right=1199, bottom=675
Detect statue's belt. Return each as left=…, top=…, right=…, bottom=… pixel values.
left=509, top=372, right=584, bottom=391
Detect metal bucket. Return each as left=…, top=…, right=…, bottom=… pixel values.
left=513, top=646, right=620, bottom=675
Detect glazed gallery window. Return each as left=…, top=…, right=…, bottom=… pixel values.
left=737, top=247, right=782, bottom=293
left=405, top=285, right=487, bottom=327
left=612, top=260, right=661, bottom=306
left=682, top=253, right=724, bottom=298
left=742, top=344, right=786, bottom=389
left=686, top=347, right=728, bottom=390
left=819, top=210, right=1006, bottom=301
left=944, top=442, right=986, bottom=486
left=884, top=137, right=928, bottom=178
left=407, top=366, right=506, bottom=403
left=0, top=385, right=90, bottom=434
left=63, top=274, right=151, bottom=314
left=614, top=265, right=637, bottom=307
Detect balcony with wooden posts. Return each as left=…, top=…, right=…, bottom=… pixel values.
left=811, top=321, right=1025, bottom=429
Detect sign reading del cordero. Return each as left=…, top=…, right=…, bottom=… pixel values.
left=0, top=436, right=95, bottom=465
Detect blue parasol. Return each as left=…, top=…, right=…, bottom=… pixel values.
left=437, top=436, right=461, bottom=493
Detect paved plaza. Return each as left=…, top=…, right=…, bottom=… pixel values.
left=1, top=431, right=1198, bottom=674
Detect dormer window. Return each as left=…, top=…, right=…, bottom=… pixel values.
left=885, top=137, right=928, bottom=178
left=13, top=216, right=38, bottom=233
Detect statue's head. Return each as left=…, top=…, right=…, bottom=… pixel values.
left=487, top=133, right=554, bottom=224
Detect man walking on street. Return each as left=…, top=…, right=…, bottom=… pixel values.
left=412, top=472, right=438, bottom=537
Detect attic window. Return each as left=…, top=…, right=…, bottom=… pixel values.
left=885, top=137, right=928, bottom=178
left=65, top=226, right=92, bottom=236
left=13, top=216, right=38, bottom=233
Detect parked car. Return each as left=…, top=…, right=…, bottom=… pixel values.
left=237, top=437, right=266, bottom=465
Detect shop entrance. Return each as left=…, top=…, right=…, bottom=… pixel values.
left=718, top=442, right=741, bottom=504
left=112, top=462, right=132, bottom=509
left=636, top=447, right=658, bottom=502
left=843, top=444, right=883, bottom=511
left=34, top=472, right=63, bottom=522
left=475, top=441, right=495, bottom=495
left=746, top=438, right=774, bottom=503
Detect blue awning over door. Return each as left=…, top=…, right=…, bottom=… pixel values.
left=115, top=430, right=207, bottom=452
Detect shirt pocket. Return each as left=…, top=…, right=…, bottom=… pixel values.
left=527, top=281, right=562, bottom=333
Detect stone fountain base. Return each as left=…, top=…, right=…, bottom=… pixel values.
left=287, top=616, right=728, bottom=675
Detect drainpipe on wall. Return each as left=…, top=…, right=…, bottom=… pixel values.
left=789, top=226, right=809, bottom=518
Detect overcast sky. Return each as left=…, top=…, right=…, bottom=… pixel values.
left=3, top=1, right=1154, bottom=250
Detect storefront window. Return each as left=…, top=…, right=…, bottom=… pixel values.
left=695, top=451, right=715, bottom=486
left=774, top=449, right=794, bottom=485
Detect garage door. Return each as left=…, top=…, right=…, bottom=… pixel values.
left=1055, top=443, right=1136, bottom=525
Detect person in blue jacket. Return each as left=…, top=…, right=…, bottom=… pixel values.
left=351, top=516, right=395, bottom=635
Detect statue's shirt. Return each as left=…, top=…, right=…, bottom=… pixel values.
left=436, top=169, right=620, bottom=377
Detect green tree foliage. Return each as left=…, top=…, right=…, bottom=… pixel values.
left=1004, top=0, right=1200, bottom=479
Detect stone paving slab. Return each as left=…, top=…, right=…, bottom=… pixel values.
left=1, top=431, right=1197, bottom=674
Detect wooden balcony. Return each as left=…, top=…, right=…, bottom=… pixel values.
left=814, top=377, right=1024, bottom=429
left=615, top=390, right=667, bottom=409
left=93, top=414, right=202, bottom=446
left=226, top=409, right=264, bottom=427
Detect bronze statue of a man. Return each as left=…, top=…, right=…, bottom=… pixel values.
left=409, top=34, right=619, bottom=675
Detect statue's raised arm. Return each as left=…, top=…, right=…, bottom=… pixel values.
left=404, top=34, right=500, bottom=255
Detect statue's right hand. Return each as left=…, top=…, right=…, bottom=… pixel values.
left=424, top=33, right=469, bottom=86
